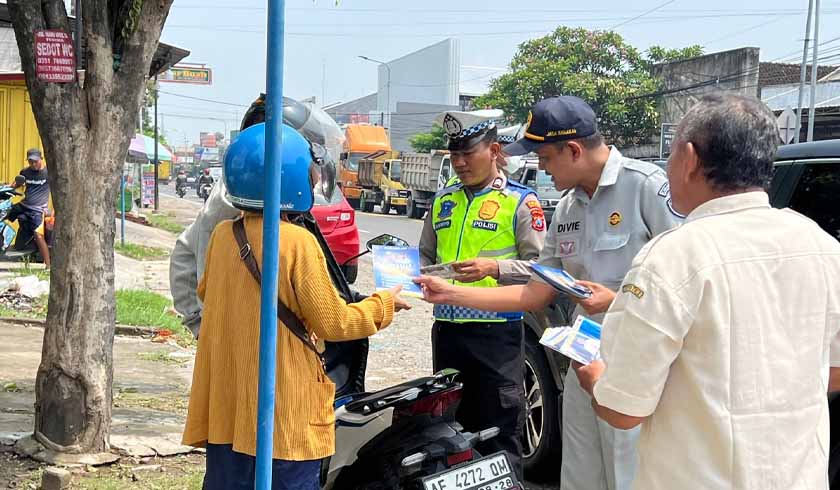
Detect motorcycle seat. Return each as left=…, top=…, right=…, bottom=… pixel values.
left=344, top=376, right=436, bottom=414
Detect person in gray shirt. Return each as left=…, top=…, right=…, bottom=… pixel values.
left=415, top=96, right=682, bottom=490
left=9, top=148, right=51, bottom=267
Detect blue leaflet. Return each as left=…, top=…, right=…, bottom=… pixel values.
left=372, top=246, right=423, bottom=297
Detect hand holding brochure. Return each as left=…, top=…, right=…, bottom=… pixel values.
left=539, top=316, right=602, bottom=365
left=419, top=262, right=460, bottom=280
left=372, top=246, right=423, bottom=297
left=530, top=264, right=593, bottom=299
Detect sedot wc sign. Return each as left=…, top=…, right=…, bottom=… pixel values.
left=34, top=30, right=76, bottom=83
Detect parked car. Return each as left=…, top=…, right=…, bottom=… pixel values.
left=511, top=160, right=564, bottom=218
left=521, top=139, right=840, bottom=484
left=311, top=190, right=360, bottom=283
left=773, top=139, right=840, bottom=487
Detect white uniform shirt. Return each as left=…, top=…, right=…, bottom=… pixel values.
left=538, top=147, right=682, bottom=321
left=595, top=192, right=840, bottom=490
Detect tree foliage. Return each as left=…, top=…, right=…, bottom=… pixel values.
left=409, top=124, right=448, bottom=153
left=475, top=27, right=702, bottom=146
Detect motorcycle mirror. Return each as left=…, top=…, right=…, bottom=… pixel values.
left=365, top=234, right=409, bottom=252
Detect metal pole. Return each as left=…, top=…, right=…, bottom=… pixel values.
left=153, top=74, right=160, bottom=210
left=73, top=0, right=81, bottom=72
left=256, top=0, right=285, bottom=487
left=385, top=63, right=391, bottom=129
left=795, top=0, right=814, bottom=143
left=120, top=172, right=126, bottom=246
left=807, top=0, right=821, bottom=142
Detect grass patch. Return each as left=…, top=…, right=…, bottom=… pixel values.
left=114, top=389, right=190, bottom=416
left=115, top=290, right=195, bottom=347
left=137, top=351, right=189, bottom=365
left=115, top=242, right=169, bottom=261
left=0, top=295, right=47, bottom=320
left=12, top=267, right=50, bottom=282
left=147, top=213, right=185, bottom=235
left=74, top=461, right=204, bottom=490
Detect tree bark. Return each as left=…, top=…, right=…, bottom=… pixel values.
left=8, top=0, right=172, bottom=454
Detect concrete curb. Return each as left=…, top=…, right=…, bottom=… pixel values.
left=0, top=317, right=157, bottom=337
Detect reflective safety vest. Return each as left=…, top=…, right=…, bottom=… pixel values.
left=431, top=179, right=534, bottom=322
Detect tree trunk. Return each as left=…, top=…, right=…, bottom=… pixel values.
left=8, top=0, right=172, bottom=455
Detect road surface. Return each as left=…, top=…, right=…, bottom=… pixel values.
left=159, top=180, right=206, bottom=205
left=355, top=210, right=424, bottom=250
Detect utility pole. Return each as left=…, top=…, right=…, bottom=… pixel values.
left=153, top=74, right=160, bottom=211
left=807, top=0, right=821, bottom=142
left=358, top=55, right=391, bottom=128
left=322, top=58, right=326, bottom=107
left=73, top=0, right=81, bottom=74
left=795, top=0, right=815, bottom=143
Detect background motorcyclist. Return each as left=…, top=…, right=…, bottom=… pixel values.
left=197, top=168, right=214, bottom=199
left=9, top=148, right=50, bottom=268
left=175, top=170, right=188, bottom=196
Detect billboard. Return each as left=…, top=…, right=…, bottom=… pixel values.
left=159, top=65, right=212, bottom=85
left=200, top=132, right=217, bottom=148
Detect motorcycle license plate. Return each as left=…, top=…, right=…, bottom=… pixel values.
left=422, top=452, right=520, bottom=490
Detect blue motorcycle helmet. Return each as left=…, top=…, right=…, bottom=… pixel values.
left=225, top=122, right=334, bottom=213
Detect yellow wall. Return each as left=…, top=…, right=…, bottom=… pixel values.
left=0, top=80, right=43, bottom=184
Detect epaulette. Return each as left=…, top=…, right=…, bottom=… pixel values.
left=623, top=159, right=665, bottom=177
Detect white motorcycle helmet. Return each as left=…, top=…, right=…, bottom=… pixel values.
left=497, top=124, right=524, bottom=175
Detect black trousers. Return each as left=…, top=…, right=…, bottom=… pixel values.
left=432, top=320, right=525, bottom=479
left=6, top=204, right=42, bottom=250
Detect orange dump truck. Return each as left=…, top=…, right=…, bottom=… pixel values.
left=338, top=125, right=392, bottom=209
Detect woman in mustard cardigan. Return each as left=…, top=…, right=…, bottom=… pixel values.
left=182, top=122, right=409, bottom=489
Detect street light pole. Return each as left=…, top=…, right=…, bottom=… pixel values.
left=153, top=74, right=159, bottom=211
left=359, top=55, right=391, bottom=128
left=795, top=0, right=815, bottom=143
left=807, top=0, right=822, bottom=142
left=256, top=0, right=286, bottom=488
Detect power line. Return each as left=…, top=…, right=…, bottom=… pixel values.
left=158, top=90, right=250, bottom=107
left=163, top=10, right=840, bottom=31
left=610, top=0, right=678, bottom=29
left=169, top=5, right=831, bottom=14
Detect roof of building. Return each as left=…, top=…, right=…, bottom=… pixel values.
left=761, top=81, right=840, bottom=110
left=759, top=62, right=838, bottom=88
left=0, top=4, right=189, bottom=78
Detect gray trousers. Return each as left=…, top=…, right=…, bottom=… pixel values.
left=560, top=368, right=640, bottom=490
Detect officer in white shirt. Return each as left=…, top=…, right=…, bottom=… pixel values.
left=414, top=96, right=681, bottom=489
left=575, top=93, right=840, bottom=490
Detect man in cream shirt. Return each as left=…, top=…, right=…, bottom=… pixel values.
left=575, top=93, right=840, bottom=489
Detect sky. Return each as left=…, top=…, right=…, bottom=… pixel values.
left=153, top=0, right=840, bottom=147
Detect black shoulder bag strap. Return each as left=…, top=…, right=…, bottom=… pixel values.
left=232, top=217, right=326, bottom=370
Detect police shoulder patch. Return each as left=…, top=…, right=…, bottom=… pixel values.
left=438, top=200, right=457, bottom=219
left=530, top=207, right=546, bottom=232
left=622, top=284, right=645, bottom=299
